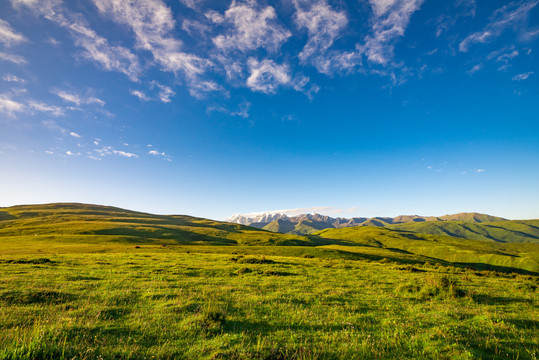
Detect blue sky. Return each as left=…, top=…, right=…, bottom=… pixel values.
left=1, top=0, right=538, bottom=220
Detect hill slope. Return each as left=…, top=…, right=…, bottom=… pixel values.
left=0, top=203, right=319, bottom=247
left=1, top=203, right=538, bottom=273
left=228, top=211, right=508, bottom=235
left=315, top=226, right=539, bottom=273
left=389, top=220, right=539, bottom=243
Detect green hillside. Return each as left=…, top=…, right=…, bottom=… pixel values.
left=315, top=226, right=539, bottom=273
left=0, top=203, right=319, bottom=248
left=1, top=203, right=538, bottom=274
left=389, top=220, right=539, bottom=243
left=262, top=219, right=296, bottom=233
left=437, top=212, right=507, bottom=223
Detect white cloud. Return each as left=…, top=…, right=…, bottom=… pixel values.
left=93, top=0, right=212, bottom=91
left=0, top=94, right=25, bottom=115
left=207, top=101, right=250, bottom=118
left=0, top=19, right=28, bottom=46
left=53, top=90, right=105, bottom=106
left=369, top=0, right=397, bottom=16
left=87, top=97, right=105, bottom=106
left=468, top=63, right=483, bottom=74
left=512, top=71, right=533, bottom=80
left=294, top=0, right=348, bottom=70
left=0, top=51, right=27, bottom=64
left=28, top=101, right=65, bottom=116
left=54, top=90, right=81, bottom=105
left=69, top=131, right=81, bottom=138
left=188, top=80, right=224, bottom=99
left=66, top=150, right=82, bottom=156
left=211, top=1, right=291, bottom=53
left=2, top=74, right=26, bottom=83
left=476, top=168, right=486, bottom=173
left=179, top=0, right=201, bottom=10
left=149, top=149, right=162, bottom=155
left=360, top=0, right=424, bottom=65
left=246, top=58, right=291, bottom=94
left=12, top=0, right=141, bottom=80
left=150, top=81, right=175, bottom=103
left=130, top=89, right=151, bottom=101
left=182, top=19, right=211, bottom=38
left=113, top=150, right=138, bottom=158
left=93, top=144, right=139, bottom=158
left=238, top=206, right=355, bottom=218
left=459, top=0, right=539, bottom=52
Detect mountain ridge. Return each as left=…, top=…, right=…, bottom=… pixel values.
left=226, top=211, right=507, bottom=234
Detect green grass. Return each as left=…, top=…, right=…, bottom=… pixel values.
left=0, top=246, right=538, bottom=359
left=0, top=204, right=538, bottom=359
left=315, top=226, right=539, bottom=273
left=389, top=220, right=539, bottom=243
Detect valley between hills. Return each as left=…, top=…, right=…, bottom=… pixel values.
left=0, top=203, right=538, bottom=359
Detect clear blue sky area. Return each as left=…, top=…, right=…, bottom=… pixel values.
left=1, top=0, right=538, bottom=220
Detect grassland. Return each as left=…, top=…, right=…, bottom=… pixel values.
left=0, top=204, right=538, bottom=359
left=389, top=220, right=539, bottom=244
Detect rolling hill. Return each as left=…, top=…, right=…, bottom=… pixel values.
left=314, top=226, right=539, bottom=273
left=0, top=203, right=319, bottom=247
left=228, top=211, right=508, bottom=235
left=1, top=203, right=538, bottom=273
left=389, top=219, right=539, bottom=243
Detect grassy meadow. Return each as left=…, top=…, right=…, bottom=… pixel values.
left=0, top=204, right=538, bottom=359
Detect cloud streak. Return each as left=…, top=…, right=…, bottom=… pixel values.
left=0, top=19, right=27, bottom=46
left=459, top=0, right=539, bottom=52
left=211, top=1, right=291, bottom=53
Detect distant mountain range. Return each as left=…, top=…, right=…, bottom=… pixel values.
left=226, top=212, right=508, bottom=235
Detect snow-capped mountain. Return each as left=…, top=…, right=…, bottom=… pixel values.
left=226, top=211, right=506, bottom=235
left=225, top=212, right=289, bottom=225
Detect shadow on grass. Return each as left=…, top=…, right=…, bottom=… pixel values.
left=506, top=319, right=539, bottom=329
left=86, top=227, right=238, bottom=245
left=472, top=294, right=534, bottom=305
left=453, top=262, right=539, bottom=276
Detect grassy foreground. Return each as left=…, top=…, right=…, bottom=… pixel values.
left=0, top=204, right=538, bottom=359
left=0, top=243, right=538, bottom=360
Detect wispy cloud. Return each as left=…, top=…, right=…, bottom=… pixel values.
left=2, top=74, right=26, bottom=83
left=130, top=89, right=151, bottom=101
left=210, top=1, right=291, bottom=53
left=28, top=101, right=65, bottom=116
left=113, top=150, right=138, bottom=158
left=53, top=90, right=105, bottom=106
left=0, top=93, right=25, bottom=116
left=149, top=149, right=171, bottom=161
left=207, top=101, right=250, bottom=118
left=246, top=58, right=291, bottom=94
left=150, top=81, right=175, bottom=103
left=512, top=71, right=533, bottom=80
left=476, top=168, right=486, bottom=173
left=468, top=63, right=483, bottom=74
left=93, top=144, right=139, bottom=158
left=54, top=90, right=81, bottom=105
left=293, top=0, right=348, bottom=73
left=93, top=0, right=213, bottom=93
left=459, top=0, right=539, bottom=52
left=69, top=131, right=81, bottom=138
left=0, top=18, right=28, bottom=46
left=238, top=206, right=358, bottom=217
left=12, top=0, right=142, bottom=80
left=361, top=0, right=424, bottom=65
left=0, top=50, right=27, bottom=64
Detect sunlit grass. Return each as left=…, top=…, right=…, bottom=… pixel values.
left=0, top=245, right=537, bottom=359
